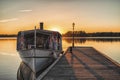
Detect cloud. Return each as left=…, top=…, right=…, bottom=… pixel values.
left=19, top=9, right=32, bottom=12
left=0, top=18, right=18, bottom=23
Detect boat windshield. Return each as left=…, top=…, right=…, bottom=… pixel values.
left=17, top=32, right=62, bottom=51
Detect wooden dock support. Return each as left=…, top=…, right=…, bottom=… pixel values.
left=38, top=47, right=120, bottom=80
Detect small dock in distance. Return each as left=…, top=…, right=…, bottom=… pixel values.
left=38, top=47, right=120, bottom=80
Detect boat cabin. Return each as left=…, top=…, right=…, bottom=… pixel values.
left=17, top=29, right=62, bottom=51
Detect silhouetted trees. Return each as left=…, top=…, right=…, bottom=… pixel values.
left=0, top=34, right=17, bottom=37
left=62, top=31, right=120, bottom=37
left=1, top=31, right=120, bottom=37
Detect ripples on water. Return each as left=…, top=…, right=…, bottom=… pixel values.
left=0, top=37, right=120, bottom=80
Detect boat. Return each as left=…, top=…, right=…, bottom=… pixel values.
left=16, top=22, right=63, bottom=78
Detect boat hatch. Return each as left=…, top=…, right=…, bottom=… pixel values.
left=17, top=31, right=62, bottom=51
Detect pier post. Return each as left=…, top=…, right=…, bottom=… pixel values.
left=72, top=22, right=75, bottom=48
left=34, top=26, right=36, bottom=48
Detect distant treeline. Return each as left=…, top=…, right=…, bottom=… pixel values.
left=0, top=34, right=17, bottom=37
left=62, top=31, right=120, bottom=37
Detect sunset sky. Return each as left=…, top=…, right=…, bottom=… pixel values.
left=0, top=0, right=120, bottom=34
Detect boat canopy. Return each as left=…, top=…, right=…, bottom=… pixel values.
left=17, top=29, right=62, bottom=51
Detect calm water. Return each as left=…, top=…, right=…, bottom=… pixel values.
left=0, top=37, right=120, bottom=80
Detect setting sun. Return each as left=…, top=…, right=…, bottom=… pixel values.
left=50, top=27, right=60, bottom=32
left=48, top=25, right=64, bottom=34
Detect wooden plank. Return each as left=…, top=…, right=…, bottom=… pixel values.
left=38, top=47, right=120, bottom=80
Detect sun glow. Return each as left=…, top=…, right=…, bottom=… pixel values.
left=49, top=27, right=60, bottom=32
left=48, top=26, right=64, bottom=33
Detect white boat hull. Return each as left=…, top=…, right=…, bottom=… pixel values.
left=18, top=49, right=60, bottom=73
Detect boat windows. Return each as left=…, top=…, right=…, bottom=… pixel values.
left=17, top=33, right=34, bottom=50
left=36, top=33, right=49, bottom=49
left=49, top=32, right=62, bottom=51
left=17, top=32, right=62, bottom=51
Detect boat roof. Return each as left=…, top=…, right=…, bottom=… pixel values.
left=18, top=29, right=61, bottom=36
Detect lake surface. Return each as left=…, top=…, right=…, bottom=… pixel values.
left=0, top=37, right=120, bottom=80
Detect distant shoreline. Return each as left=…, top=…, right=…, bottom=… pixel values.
left=0, top=36, right=16, bottom=38
left=0, top=36, right=120, bottom=38
left=62, top=37, right=120, bottom=40
left=0, top=31, right=120, bottom=37
left=0, top=36, right=17, bottom=37
left=0, top=34, right=17, bottom=37
left=62, top=31, right=120, bottom=37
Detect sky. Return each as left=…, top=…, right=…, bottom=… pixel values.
left=0, top=0, right=120, bottom=34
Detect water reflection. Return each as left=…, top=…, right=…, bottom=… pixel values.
left=0, top=38, right=18, bottom=55
left=0, top=37, right=16, bottom=40
left=0, top=37, right=120, bottom=80
left=0, top=38, right=21, bottom=80
left=62, top=37, right=120, bottom=64
left=63, top=37, right=120, bottom=44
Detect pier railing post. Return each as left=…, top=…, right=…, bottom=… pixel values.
left=72, top=22, right=75, bottom=48
left=34, top=26, right=36, bottom=48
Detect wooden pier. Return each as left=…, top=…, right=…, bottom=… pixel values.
left=37, top=47, right=120, bottom=80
